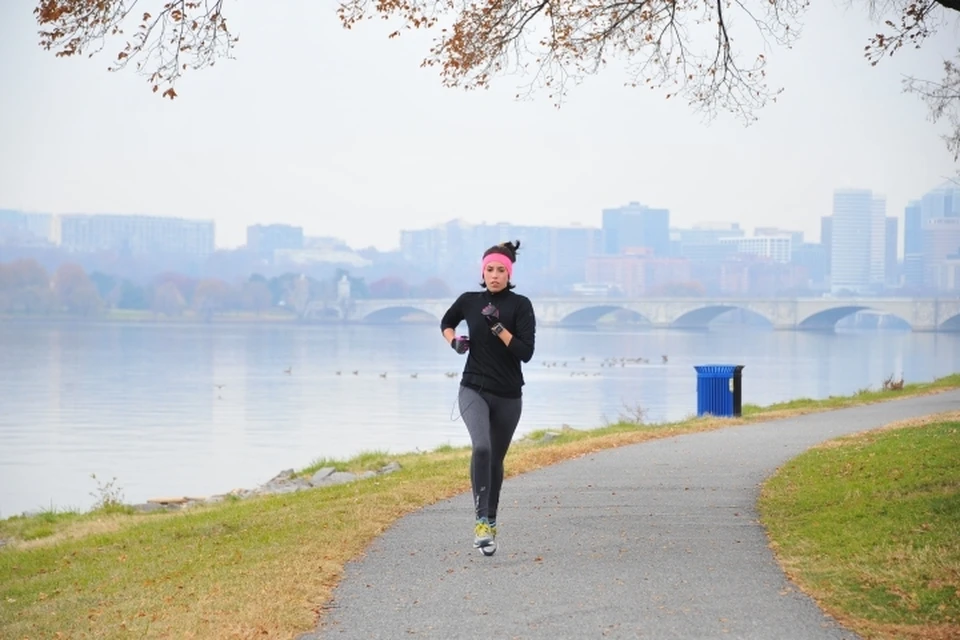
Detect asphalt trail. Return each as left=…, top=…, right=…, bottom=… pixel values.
left=301, top=390, right=960, bottom=640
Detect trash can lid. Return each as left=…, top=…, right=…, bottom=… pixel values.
left=694, top=364, right=744, bottom=376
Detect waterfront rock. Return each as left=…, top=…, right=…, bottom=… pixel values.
left=309, top=467, right=336, bottom=485
left=255, top=475, right=312, bottom=496
left=131, top=502, right=170, bottom=513
left=267, top=469, right=295, bottom=483
left=318, top=471, right=359, bottom=486
left=380, top=462, right=402, bottom=474
left=523, top=425, right=580, bottom=445
left=196, top=461, right=405, bottom=504
left=147, top=496, right=192, bottom=505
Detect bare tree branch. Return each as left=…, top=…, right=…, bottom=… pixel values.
left=30, top=0, right=960, bottom=157
left=35, top=0, right=238, bottom=99
left=905, top=48, right=960, bottom=161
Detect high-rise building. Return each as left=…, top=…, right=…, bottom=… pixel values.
left=59, top=214, right=215, bottom=256
left=508, top=225, right=554, bottom=275
left=719, top=235, right=792, bottom=263
left=674, top=222, right=743, bottom=263
left=820, top=216, right=833, bottom=277
left=552, top=225, right=602, bottom=284
left=885, top=216, right=899, bottom=287
left=399, top=227, right=437, bottom=269
left=921, top=217, right=960, bottom=291
left=399, top=219, right=601, bottom=291
left=602, top=202, right=670, bottom=256
left=755, top=227, right=803, bottom=247
left=247, top=224, right=304, bottom=255
left=791, top=243, right=828, bottom=290
left=903, top=200, right=923, bottom=288
left=869, top=197, right=887, bottom=288
left=830, top=189, right=886, bottom=294
left=920, top=181, right=960, bottom=222
left=675, top=222, right=744, bottom=245
left=0, top=210, right=58, bottom=246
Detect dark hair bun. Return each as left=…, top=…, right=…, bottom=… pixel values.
left=493, top=240, right=521, bottom=262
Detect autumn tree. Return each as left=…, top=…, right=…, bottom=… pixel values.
left=151, top=280, right=186, bottom=316
left=369, top=276, right=411, bottom=299
left=413, top=277, right=451, bottom=298
left=153, top=271, right=197, bottom=303
left=32, top=0, right=960, bottom=157
left=0, top=258, right=49, bottom=292
left=0, top=259, right=56, bottom=314
left=241, top=279, right=273, bottom=315
left=53, top=262, right=103, bottom=316
left=192, top=277, right=233, bottom=319
left=88, top=270, right=119, bottom=303
left=116, top=280, right=149, bottom=309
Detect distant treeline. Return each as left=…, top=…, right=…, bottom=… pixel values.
left=0, top=259, right=453, bottom=319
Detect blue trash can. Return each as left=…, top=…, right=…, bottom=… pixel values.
left=694, top=365, right=745, bottom=417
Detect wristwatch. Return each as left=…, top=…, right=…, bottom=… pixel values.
left=492, top=323, right=505, bottom=336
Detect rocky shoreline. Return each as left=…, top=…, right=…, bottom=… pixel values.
left=130, top=462, right=404, bottom=512
left=2, top=429, right=568, bottom=538
left=0, top=463, right=405, bottom=533
left=131, top=433, right=565, bottom=513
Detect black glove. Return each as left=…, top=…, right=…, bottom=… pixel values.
left=481, top=303, right=505, bottom=336
left=481, top=303, right=499, bottom=326
left=450, top=335, right=470, bottom=354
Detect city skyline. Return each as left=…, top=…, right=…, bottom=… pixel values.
left=5, top=180, right=952, bottom=255
left=3, top=181, right=958, bottom=302
left=1, top=0, right=958, bottom=251
left=2, top=181, right=955, bottom=255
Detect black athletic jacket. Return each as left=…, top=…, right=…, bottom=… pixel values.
left=440, top=289, right=536, bottom=399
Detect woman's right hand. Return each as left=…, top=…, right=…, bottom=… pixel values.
left=450, top=336, right=470, bottom=355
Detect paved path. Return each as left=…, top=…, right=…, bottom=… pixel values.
left=302, top=391, right=960, bottom=640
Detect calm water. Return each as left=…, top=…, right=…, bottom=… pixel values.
left=1, top=321, right=959, bottom=517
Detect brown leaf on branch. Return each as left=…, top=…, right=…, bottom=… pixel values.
left=904, top=48, right=960, bottom=162
left=30, top=0, right=960, bottom=154
left=34, top=0, right=238, bottom=98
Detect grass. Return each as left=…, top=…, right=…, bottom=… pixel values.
left=759, top=413, right=960, bottom=640
left=1, top=373, right=959, bottom=639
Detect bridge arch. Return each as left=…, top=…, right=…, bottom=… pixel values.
left=798, top=305, right=912, bottom=331
left=360, top=305, right=440, bottom=323
left=938, top=313, right=960, bottom=332
left=670, top=305, right=774, bottom=330
left=559, top=305, right=650, bottom=327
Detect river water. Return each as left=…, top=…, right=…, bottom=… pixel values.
left=1, top=321, right=958, bottom=517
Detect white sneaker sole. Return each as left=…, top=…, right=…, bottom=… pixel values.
left=478, top=541, right=497, bottom=556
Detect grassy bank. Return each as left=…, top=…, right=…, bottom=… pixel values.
left=759, top=412, right=960, bottom=640
left=1, top=374, right=959, bottom=639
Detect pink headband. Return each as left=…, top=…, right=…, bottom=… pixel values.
left=482, top=253, right=513, bottom=279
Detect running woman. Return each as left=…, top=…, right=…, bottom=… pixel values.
left=440, top=240, right=537, bottom=556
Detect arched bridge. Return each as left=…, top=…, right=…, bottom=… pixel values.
left=305, top=297, right=960, bottom=332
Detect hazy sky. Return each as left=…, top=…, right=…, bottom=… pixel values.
left=1, top=0, right=958, bottom=251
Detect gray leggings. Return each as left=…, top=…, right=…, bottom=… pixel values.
left=458, top=386, right=523, bottom=521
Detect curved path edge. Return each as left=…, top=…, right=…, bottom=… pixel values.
left=299, top=390, right=960, bottom=640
